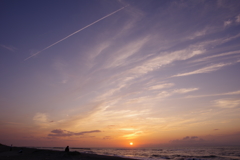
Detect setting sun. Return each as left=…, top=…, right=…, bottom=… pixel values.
left=130, top=142, right=133, bottom=146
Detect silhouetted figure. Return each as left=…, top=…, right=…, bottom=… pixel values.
left=19, top=149, right=23, bottom=153
left=10, top=144, right=12, bottom=151
left=65, top=146, right=69, bottom=152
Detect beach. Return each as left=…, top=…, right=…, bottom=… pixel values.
left=0, top=144, right=137, bottom=160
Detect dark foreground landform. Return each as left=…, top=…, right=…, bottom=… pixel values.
left=0, top=144, right=137, bottom=160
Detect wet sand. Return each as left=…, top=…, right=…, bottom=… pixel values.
left=0, top=144, right=137, bottom=160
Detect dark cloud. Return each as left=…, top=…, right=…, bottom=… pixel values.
left=139, top=133, right=240, bottom=148
left=48, top=129, right=101, bottom=137
left=51, top=129, right=65, bottom=134
left=103, top=136, right=112, bottom=140
left=75, top=130, right=101, bottom=135
left=191, top=136, right=198, bottom=139
left=170, top=136, right=205, bottom=146
left=214, top=129, right=219, bottom=131
left=182, top=136, right=199, bottom=140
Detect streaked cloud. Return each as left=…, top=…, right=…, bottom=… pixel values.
left=213, top=99, right=240, bottom=108
left=187, top=28, right=207, bottom=40
left=33, top=113, right=49, bottom=124
left=172, top=63, right=231, bottom=77
left=0, top=44, right=17, bottom=52
left=173, top=88, right=199, bottom=94
left=149, top=83, right=175, bottom=90
left=129, top=46, right=204, bottom=78
left=186, top=90, right=240, bottom=98
left=103, top=37, right=150, bottom=69
left=236, top=14, right=240, bottom=23
left=33, top=113, right=54, bottom=128
left=224, top=20, right=232, bottom=27
left=192, top=50, right=240, bottom=63
left=122, top=131, right=143, bottom=139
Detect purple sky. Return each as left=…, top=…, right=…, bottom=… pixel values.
left=0, top=0, right=240, bottom=147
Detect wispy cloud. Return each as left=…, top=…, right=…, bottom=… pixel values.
left=187, top=28, right=208, bottom=40
left=33, top=113, right=54, bottom=128
left=236, top=14, right=240, bottom=23
left=128, top=46, right=205, bottom=78
left=0, top=44, right=17, bottom=52
left=213, top=99, right=240, bottom=108
left=24, top=5, right=128, bottom=61
left=224, top=20, right=232, bottom=27
left=149, top=83, right=174, bottom=90
left=186, top=90, right=240, bottom=98
left=103, top=37, right=150, bottom=69
left=192, top=50, right=240, bottom=63
left=172, top=63, right=231, bottom=77
left=173, top=88, right=199, bottom=94
left=122, top=131, right=143, bottom=139
left=128, top=87, right=199, bottom=104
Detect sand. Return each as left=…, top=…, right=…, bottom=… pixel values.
left=0, top=144, right=137, bottom=160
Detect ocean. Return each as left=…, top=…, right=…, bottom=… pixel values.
left=36, top=146, right=240, bottom=160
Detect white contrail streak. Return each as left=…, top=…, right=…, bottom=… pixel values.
left=25, top=5, right=128, bottom=61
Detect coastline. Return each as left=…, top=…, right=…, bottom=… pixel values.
left=0, top=144, right=137, bottom=160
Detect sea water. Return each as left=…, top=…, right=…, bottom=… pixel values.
left=37, top=146, right=240, bottom=160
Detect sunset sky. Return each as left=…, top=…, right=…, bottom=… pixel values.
left=1, top=0, right=240, bottom=148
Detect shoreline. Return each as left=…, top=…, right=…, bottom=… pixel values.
left=0, top=144, right=137, bottom=160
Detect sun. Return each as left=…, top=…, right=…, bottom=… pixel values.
left=130, top=142, right=133, bottom=146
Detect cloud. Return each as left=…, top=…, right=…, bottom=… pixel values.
left=48, top=129, right=101, bottom=137
left=169, top=133, right=240, bottom=146
left=33, top=113, right=55, bottom=128
left=213, top=99, right=240, bottom=108
left=122, top=131, right=143, bottom=139
left=172, top=63, right=231, bottom=77
left=0, top=44, right=17, bottom=52
left=149, top=83, right=174, bottom=90
left=103, top=37, right=150, bottom=69
left=143, top=132, right=240, bottom=147
left=186, top=90, right=240, bottom=98
left=236, top=14, right=240, bottom=23
left=187, top=28, right=208, bottom=40
left=170, top=136, right=205, bottom=146
left=224, top=20, right=232, bottom=27
left=128, top=47, right=204, bottom=77
left=192, top=50, right=240, bottom=63
left=103, top=136, right=112, bottom=140
left=183, top=136, right=199, bottom=140
left=126, top=87, right=199, bottom=104
left=33, top=113, right=49, bottom=123
left=173, top=88, right=199, bottom=94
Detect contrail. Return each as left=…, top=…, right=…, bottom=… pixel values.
left=25, top=5, right=128, bottom=61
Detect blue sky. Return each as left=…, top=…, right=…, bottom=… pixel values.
left=1, top=0, right=240, bottom=147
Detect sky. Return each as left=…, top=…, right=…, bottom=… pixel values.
left=0, top=0, right=240, bottom=148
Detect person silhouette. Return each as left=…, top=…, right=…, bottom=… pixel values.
left=65, top=146, right=69, bottom=152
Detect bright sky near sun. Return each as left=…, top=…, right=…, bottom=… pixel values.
left=1, top=0, right=240, bottom=148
